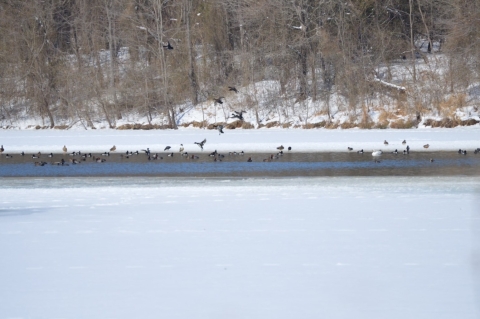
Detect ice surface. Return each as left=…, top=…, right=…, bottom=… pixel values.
left=0, top=127, right=479, bottom=154
left=0, top=177, right=479, bottom=319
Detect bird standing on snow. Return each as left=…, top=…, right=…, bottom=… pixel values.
left=384, top=140, right=389, bottom=145
left=277, top=145, right=284, bottom=151
left=62, top=145, right=67, bottom=153
left=423, top=144, right=429, bottom=149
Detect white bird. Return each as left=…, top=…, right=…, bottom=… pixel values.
left=372, top=150, right=383, bottom=156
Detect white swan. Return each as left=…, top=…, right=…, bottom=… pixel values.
left=372, top=150, right=383, bottom=156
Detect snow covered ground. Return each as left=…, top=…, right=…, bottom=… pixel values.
left=1, top=127, right=480, bottom=154
left=0, top=177, right=479, bottom=319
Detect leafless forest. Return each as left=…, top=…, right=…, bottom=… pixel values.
left=0, top=0, right=479, bottom=129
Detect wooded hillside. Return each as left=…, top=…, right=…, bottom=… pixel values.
left=0, top=0, right=479, bottom=129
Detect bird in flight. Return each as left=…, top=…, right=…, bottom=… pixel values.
left=194, top=138, right=207, bottom=150
left=216, top=125, right=224, bottom=135
left=164, top=146, right=171, bottom=151
left=214, top=97, right=225, bottom=104
left=110, top=145, right=116, bottom=152
left=228, top=86, right=238, bottom=93
left=163, top=41, right=173, bottom=50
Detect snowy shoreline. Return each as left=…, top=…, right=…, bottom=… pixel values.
left=1, top=127, right=479, bottom=154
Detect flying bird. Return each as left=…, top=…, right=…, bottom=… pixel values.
left=216, top=125, right=224, bottom=135
left=277, top=145, right=284, bottom=151
left=179, top=144, right=184, bottom=153
left=163, top=41, right=173, bottom=50
left=228, top=86, right=238, bottom=93
left=402, top=140, right=407, bottom=145
left=110, top=145, right=116, bottom=152
left=214, top=97, right=225, bottom=105
left=164, top=146, right=171, bottom=151
left=347, top=147, right=353, bottom=151
left=194, top=138, right=207, bottom=150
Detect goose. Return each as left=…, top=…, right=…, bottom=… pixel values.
left=423, top=144, right=429, bottom=149
left=402, top=140, right=406, bottom=145
left=347, top=147, right=353, bottom=151
left=228, top=86, right=238, bottom=93
left=164, top=146, right=171, bottom=151
left=0, top=145, right=4, bottom=153
left=163, top=41, right=173, bottom=50
left=372, top=150, right=383, bottom=156
left=110, top=145, right=116, bottom=152
left=214, top=97, right=225, bottom=104
left=384, top=140, right=389, bottom=145
left=194, top=138, right=206, bottom=150
left=277, top=145, right=284, bottom=151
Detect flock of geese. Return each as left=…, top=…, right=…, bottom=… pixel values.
left=0, top=140, right=479, bottom=167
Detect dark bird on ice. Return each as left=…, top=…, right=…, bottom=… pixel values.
left=347, top=147, right=353, bottom=151
left=0, top=145, right=4, bottom=153
left=194, top=138, right=207, bottom=150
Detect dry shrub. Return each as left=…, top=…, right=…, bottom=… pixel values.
left=460, top=119, right=479, bottom=126
left=303, top=121, right=326, bottom=129
left=282, top=122, right=292, bottom=128
left=117, top=124, right=133, bottom=130
left=390, top=118, right=416, bottom=129
left=226, top=120, right=244, bottom=129
left=373, top=121, right=388, bottom=129
left=242, top=122, right=255, bottom=129
left=325, top=121, right=339, bottom=129
left=378, top=110, right=389, bottom=123
left=54, top=125, right=69, bottom=130
left=265, top=121, right=279, bottom=128
left=438, top=94, right=467, bottom=117
left=340, top=121, right=356, bottom=129
left=207, top=122, right=226, bottom=130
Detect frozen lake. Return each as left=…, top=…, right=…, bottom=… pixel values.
left=0, top=177, right=479, bottom=319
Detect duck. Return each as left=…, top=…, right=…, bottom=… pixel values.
left=194, top=139, right=206, bottom=150
left=423, top=144, right=429, bottom=149
left=110, top=145, right=116, bottom=152
left=163, top=41, right=173, bottom=50
left=461, top=150, right=467, bottom=155
left=48, top=153, right=54, bottom=158
left=347, top=147, right=353, bottom=151
left=277, top=145, right=284, bottom=151
left=430, top=158, right=435, bottom=163
left=70, top=159, right=80, bottom=164
left=402, top=140, right=406, bottom=145
left=216, top=125, right=224, bottom=135
left=167, top=152, right=174, bottom=157
left=357, top=149, right=364, bottom=154
left=406, top=145, right=410, bottom=152
left=209, top=150, right=217, bottom=157
left=190, top=154, right=199, bottom=160
left=214, top=97, right=225, bottom=105
left=372, top=150, right=383, bottom=156
left=0, top=145, right=4, bottom=153
left=392, top=149, right=398, bottom=154
left=35, top=161, right=47, bottom=166
left=247, top=157, right=252, bottom=162
left=374, top=159, right=381, bottom=163
left=101, top=152, right=110, bottom=156
left=182, top=152, right=189, bottom=157
left=32, top=154, right=39, bottom=159
left=403, top=150, right=408, bottom=155
left=96, top=157, right=106, bottom=163
left=288, top=146, right=292, bottom=151
left=5, top=154, right=12, bottom=158
left=384, top=140, right=389, bottom=145
left=21, top=151, right=24, bottom=156
left=240, top=151, right=244, bottom=155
